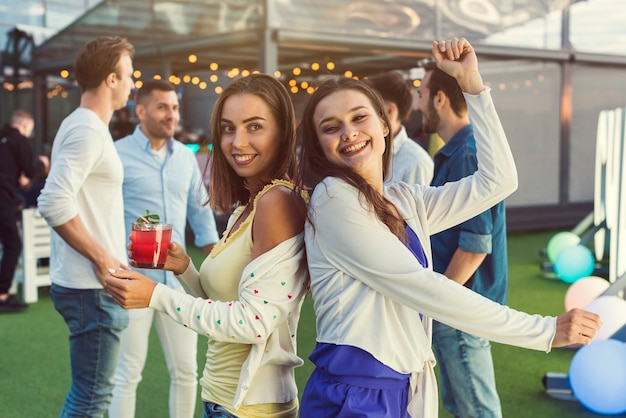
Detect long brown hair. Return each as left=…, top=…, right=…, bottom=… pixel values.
left=296, top=77, right=407, bottom=241
left=208, top=74, right=298, bottom=214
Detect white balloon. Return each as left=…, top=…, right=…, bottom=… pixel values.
left=584, top=296, right=626, bottom=341
left=569, top=339, right=626, bottom=415
left=565, top=276, right=610, bottom=311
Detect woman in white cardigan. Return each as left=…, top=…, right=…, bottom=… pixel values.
left=104, top=74, right=309, bottom=417
left=296, top=37, right=601, bottom=417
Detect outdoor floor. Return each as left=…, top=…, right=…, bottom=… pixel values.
left=2, top=230, right=625, bottom=417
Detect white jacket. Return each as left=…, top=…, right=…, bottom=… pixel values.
left=149, top=234, right=308, bottom=409
left=306, top=89, right=556, bottom=417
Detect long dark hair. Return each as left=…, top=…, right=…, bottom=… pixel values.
left=208, top=74, right=298, bottom=214
left=296, top=77, right=407, bottom=241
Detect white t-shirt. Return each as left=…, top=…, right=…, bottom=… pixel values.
left=38, top=107, right=126, bottom=289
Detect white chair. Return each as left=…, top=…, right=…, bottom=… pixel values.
left=12, top=208, right=51, bottom=303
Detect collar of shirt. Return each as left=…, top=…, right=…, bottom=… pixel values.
left=391, top=125, right=410, bottom=155
left=130, top=125, right=175, bottom=156
left=436, top=124, right=474, bottom=158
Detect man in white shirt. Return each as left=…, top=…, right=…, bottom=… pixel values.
left=38, top=36, right=135, bottom=417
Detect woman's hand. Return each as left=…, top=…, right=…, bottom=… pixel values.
left=432, top=37, right=485, bottom=95
left=104, top=269, right=157, bottom=309
left=551, top=308, right=602, bottom=347
left=128, top=239, right=191, bottom=275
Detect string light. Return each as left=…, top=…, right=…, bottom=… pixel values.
left=60, top=69, right=69, bottom=78
left=133, top=70, right=142, bottom=78
left=188, top=54, right=198, bottom=63
left=135, top=80, right=143, bottom=88
left=17, top=81, right=33, bottom=89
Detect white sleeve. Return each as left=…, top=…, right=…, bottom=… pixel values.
left=38, top=125, right=105, bottom=227
left=175, top=259, right=206, bottom=298
left=309, top=180, right=555, bottom=351
left=419, top=88, right=518, bottom=235
left=151, top=235, right=307, bottom=344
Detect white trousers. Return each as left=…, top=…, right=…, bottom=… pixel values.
left=109, top=296, right=198, bottom=418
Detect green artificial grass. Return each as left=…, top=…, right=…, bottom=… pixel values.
left=1, top=231, right=624, bottom=417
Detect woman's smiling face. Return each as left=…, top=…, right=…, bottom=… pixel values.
left=313, top=88, right=388, bottom=186
left=219, top=93, right=282, bottom=188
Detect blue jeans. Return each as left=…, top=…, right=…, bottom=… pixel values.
left=50, top=284, right=129, bottom=418
left=432, top=321, right=502, bottom=418
left=203, top=401, right=238, bottom=417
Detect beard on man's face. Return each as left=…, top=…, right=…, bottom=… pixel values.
left=421, top=101, right=439, bottom=135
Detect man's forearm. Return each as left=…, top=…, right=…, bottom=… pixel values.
left=53, top=215, right=109, bottom=267
left=444, top=248, right=487, bottom=285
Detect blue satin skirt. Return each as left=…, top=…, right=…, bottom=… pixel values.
left=300, top=342, right=410, bottom=418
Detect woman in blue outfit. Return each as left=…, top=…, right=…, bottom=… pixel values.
left=296, top=37, right=601, bottom=417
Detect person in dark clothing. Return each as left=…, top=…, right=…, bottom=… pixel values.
left=0, top=109, right=35, bottom=312
left=111, top=107, right=136, bottom=140
left=18, top=154, right=50, bottom=209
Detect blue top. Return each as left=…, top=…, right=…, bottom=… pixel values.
left=115, top=126, right=220, bottom=287
left=307, top=225, right=428, bottom=388
left=405, top=224, right=428, bottom=268
left=430, top=124, right=507, bottom=304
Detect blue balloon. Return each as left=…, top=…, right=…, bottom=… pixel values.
left=553, top=244, right=595, bottom=284
left=569, top=339, right=626, bottom=415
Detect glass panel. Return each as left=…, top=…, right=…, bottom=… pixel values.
left=570, top=0, right=625, bottom=56
left=0, top=0, right=45, bottom=27
left=481, top=11, right=563, bottom=51
left=481, top=58, right=561, bottom=207
left=272, top=0, right=570, bottom=45
left=47, top=0, right=89, bottom=7
left=77, top=0, right=263, bottom=39
left=45, top=3, right=87, bottom=30
left=570, top=64, right=626, bottom=202
left=481, top=0, right=626, bottom=57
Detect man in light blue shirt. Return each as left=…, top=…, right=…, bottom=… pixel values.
left=110, top=79, right=219, bottom=418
